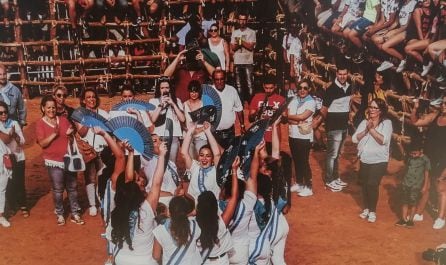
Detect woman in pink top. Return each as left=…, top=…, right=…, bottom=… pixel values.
left=36, top=96, right=84, bottom=226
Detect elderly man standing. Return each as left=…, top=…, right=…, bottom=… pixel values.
left=211, top=69, right=245, bottom=149
left=231, top=13, right=256, bottom=103
left=0, top=65, right=26, bottom=127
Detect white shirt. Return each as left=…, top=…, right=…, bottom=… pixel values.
left=142, top=156, right=178, bottom=195
left=187, top=160, right=221, bottom=202
left=213, top=85, right=243, bottom=130
left=288, top=97, right=316, bottom=140
left=352, top=119, right=393, bottom=164
left=230, top=190, right=257, bottom=246
left=199, top=217, right=233, bottom=259
left=231, top=28, right=256, bottom=65
left=0, top=119, right=25, bottom=161
left=398, top=0, right=417, bottom=26
left=152, top=218, right=202, bottom=265
left=149, top=98, right=184, bottom=137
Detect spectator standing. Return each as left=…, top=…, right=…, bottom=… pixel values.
left=287, top=79, right=316, bottom=197
left=282, top=21, right=303, bottom=80
left=321, top=64, right=352, bottom=192
left=211, top=70, right=244, bottom=149
left=0, top=65, right=27, bottom=127
left=36, top=96, right=84, bottom=226
left=395, top=139, right=430, bottom=228
left=231, top=13, right=256, bottom=102
left=208, top=23, right=230, bottom=72
left=249, top=75, right=285, bottom=153
left=352, top=98, right=392, bottom=223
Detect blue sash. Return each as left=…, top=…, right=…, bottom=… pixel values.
left=165, top=219, right=197, bottom=265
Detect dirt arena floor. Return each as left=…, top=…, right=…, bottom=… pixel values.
left=0, top=95, right=444, bottom=265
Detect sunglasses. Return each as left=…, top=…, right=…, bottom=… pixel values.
left=299, top=86, right=309, bottom=90
left=56, top=93, right=67, bottom=98
left=0, top=111, right=7, bottom=115
left=209, top=28, right=218, bottom=32
left=368, top=106, right=380, bottom=110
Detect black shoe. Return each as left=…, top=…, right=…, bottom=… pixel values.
left=353, top=52, right=365, bottom=64
left=405, top=220, right=414, bottom=228
left=395, top=219, right=407, bottom=227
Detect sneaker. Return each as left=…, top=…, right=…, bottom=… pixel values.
left=433, top=218, right=445, bottom=230
left=0, top=217, right=11, bottom=227
left=352, top=52, right=365, bottom=64
left=437, top=74, right=445, bottom=83
left=89, top=206, right=97, bottom=216
left=405, top=220, right=414, bottom=228
left=71, top=215, right=85, bottom=225
left=421, top=61, right=434, bottom=76
left=298, top=187, right=313, bottom=197
left=57, top=215, right=65, bottom=226
left=377, top=61, right=394, bottom=72
left=290, top=183, right=305, bottom=193
left=326, top=180, right=343, bottom=192
left=133, top=16, right=143, bottom=27
left=359, top=209, right=369, bottom=219
left=413, top=214, right=424, bottom=222
left=367, top=212, right=377, bottom=223
left=344, top=53, right=352, bottom=60
left=335, top=178, right=348, bottom=187
left=395, top=219, right=407, bottom=227
left=396, top=60, right=406, bottom=73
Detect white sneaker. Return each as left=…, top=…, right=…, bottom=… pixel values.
left=413, top=214, right=423, bottom=222
left=396, top=60, right=406, bottom=73
left=359, top=209, right=369, bottom=219
left=437, top=74, right=445, bottom=83
left=298, top=187, right=313, bottom=197
left=335, top=178, right=348, bottom=187
left=377, top=61, right=394, bottom=72
left=290, top=183, right=305, bottom=193
left=89, top=206, right=97, bottom=217
left=367, top=212, right=377, bottom=223
left=421, top=61, right=434, bottom=76
left=325, top=180, right=343, bottom=192
left=0, top=217, right=11, bottom=227
left=433, top=218, right=446, bottom=229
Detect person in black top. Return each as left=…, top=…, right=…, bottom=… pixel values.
left=320, top=63, right=352, bottom=192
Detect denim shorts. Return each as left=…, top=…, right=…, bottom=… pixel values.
left=349, top=17, right=374, bottom=35
left=323, top=11, right=341, bottom=29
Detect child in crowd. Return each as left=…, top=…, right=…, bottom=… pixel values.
left=395, top=139, right=430, bottom=228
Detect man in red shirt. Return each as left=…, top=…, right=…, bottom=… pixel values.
left=249, top=75, right=285, bottom=153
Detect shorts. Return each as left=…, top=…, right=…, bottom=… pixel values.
left=349, top=17, right=374, bottom=35
left=400, top=185, right=421, bottom=206
left=317, top=9, right=333, bottom=27
left=322, top=11, right=341, bottom=29
left=339, top=13, right=359, bottom=29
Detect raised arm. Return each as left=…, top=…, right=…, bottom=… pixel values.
left=221, top=157, right=240, bottom=226
left=271, top=118, right=281, bottom=159
left=246, top=141, right=265, bottom=195
left=410, top=100, right=438, bottom=127
left=163, top=49, right=187, bottom=77
left=147, top=142, right=168, bottom=211
left=124, top=142, right=135, bottom=183
left=181, top=123, right=195, bottom=169
left=203, top=121, right=221, bottom=165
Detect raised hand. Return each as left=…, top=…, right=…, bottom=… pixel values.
left=159, top=141, right=168, bottom=156
left=123, top=140, right=134, bottom=152
left=92, top=126, right=105, bottom=136
left=232, top=156, right=240, bottom=170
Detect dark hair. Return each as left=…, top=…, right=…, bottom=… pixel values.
left=336, top=62, right=348, bottom=72
left=212, top=69, right=226, bottom=80
left=187, top=80, right=203, bottom=98
left=80, top=88, right=100, bottom=109
left=196, top=191, right=219, bottom=250
left=40, top=95, right=56, bottom=115
left=257, top=174, right=272, bottom=225
left=199, top=144, right=213, bottom=158
left=409, top=135, right=424, bottom=152
left=263, top=75, right=276, bottom=85
left=169, top=196, right=194, bottom=246
left=121, top=84, right=135, bottom=96
left=0, top=101, right=9, bottom=113
left=111, top=174, right=146, bottom=251
left=371, top=98, right=388, bottom=123
left=224, top=178, right=246, bottom=203
left=155, top=77, right=178, bottom=104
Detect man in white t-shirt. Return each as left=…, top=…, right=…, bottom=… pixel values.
left=231, top=13, right=256, bottom=102
left=211, top=69, right=244, bottom=149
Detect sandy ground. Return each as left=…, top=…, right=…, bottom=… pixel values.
left=0, top=95, right=444, bottom=265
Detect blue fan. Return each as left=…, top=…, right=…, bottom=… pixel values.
left=106, top=116, right=154, bottom=159
left=238, top=119, right=269, bottom=179
left=111, top=99, right=156, bottom=111
left=201, top=84, right=222, bottom=127
left=216, top=136, right=242, bottom=187
left=268, top=97, right=293, bottom=125
left=71, top=107, right=111, bottom=132
left=189, top=105, right=217, bottom=124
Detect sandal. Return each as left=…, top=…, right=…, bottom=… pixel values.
left=20, top=207, right=30, bottom=218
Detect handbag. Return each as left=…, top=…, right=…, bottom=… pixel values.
left=3, top=153, right=16, bottom=170
left=74, top=133, right=97, bottom=163
left=64, top=140, right=86, bottom=172
left=298, top=122, right=312, bottom=135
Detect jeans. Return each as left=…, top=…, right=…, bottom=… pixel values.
left=289, top=137, right=312, bottom=187
left=325, top=129, right=347, bottom=183
left=359, top=162, right=388, bottom=212
left=6, top=160, right=26, bottom=210
left=47, top=166, right=81, bottom=215
left=0, top=173, right=8, bottom=214
left=235, top=64, right=254, bottom=102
